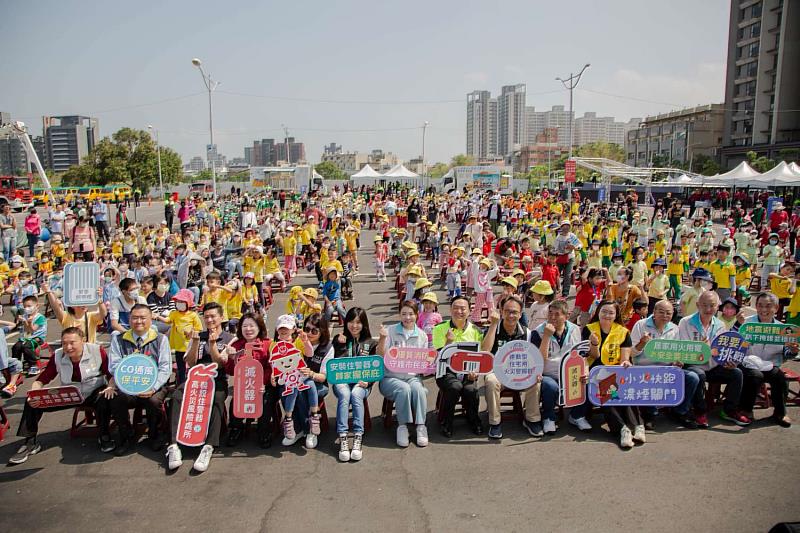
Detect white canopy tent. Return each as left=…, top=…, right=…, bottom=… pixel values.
left=791, top=162, right=800, bottom=176
left=705, top=161, right=762, bottom=187
left=351, top=164, right=382, bottom=178
left=382, top=164, right=419, bottom=179
left=754, top=161, right=800, bottom=186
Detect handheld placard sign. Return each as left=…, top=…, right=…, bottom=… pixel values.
left=711, top=331, right=749, bottom=365
left=62, top=262, right=100, bottom=307
left=326, top=356, right=384, bottom=384
left=588, top=366, right=684, bottom=407
left=384, top=346, right=437, bottom=375
left=493, top=340, right=544, bottom=390
left=643, top=339, right=711, bottom=365
left=232, top=354, right=263, bottom=419
left=113, top=354, right=158, bottom=396
left=27, top=385, right=84, bottom=409
left=176, top=363, right=218, bottom=446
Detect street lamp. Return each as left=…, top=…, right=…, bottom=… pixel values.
left=191, top=57, right=219, bottom=202
left=421, top=121, right=429, bottom=188
left=147, top=125, right=164, bottom=201
left=556, top=63, right=590, bottom=202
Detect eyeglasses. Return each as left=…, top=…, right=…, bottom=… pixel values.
left=304, top=326, right=320, bottom=334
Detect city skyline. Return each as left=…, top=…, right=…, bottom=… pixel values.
left=3, top=0, right=728, bottom=166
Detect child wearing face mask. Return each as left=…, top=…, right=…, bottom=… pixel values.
left=162, top=289, right=202, bottom=384
left=761, top=233, right=784, bottom=290
left=5, top=269, right=38, bottom=322
left=680, top=268, right=712, bottom=318
left=13, top=295, right=47, bottom=376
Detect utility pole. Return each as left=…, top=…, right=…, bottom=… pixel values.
left=556, top=63, right=590, bottom=205
left=191, top=58, right=220, bottom=202
left=282, top=124, right=290, bottom=165
left=421, top=121, right=429, bottom=189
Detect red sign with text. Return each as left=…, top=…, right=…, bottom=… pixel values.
left=564, top=160, right=576, bottom=183
left=176, top=363, right=218, bottom=447
left=27, top=386, right=84, bottom=409
left=233, top=354, right=264, bottom=419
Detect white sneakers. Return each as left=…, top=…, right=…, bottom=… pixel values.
left=166, top=444, right=182, bottom=470
left=338, top=434, right=350, bottom=462
left=416, top=425, right=429, bottom=447
left=620, top=427, right=634, bottom=449
left=305, top=433, right=318, bottom=449
left=350, top=434, right=363, bottom=461
left=633, top=425, right=646, bottom=444
left=543, top=419, right=557, bottom=435
left=568, top=415, right=592, bottom=431
left=396, top=425, right=410, bottom=447
left=193, top=445, right=214, bottom=472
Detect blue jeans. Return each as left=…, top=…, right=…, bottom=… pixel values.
left=541, top=375, right=559, bottom=422
left=333, top=383, right=371, bottom=434
left=675, top=368, right=703, bottom=416
left=291, top=382, right=328, bottom=433
left=325, top=300, right=346, bottom=322
left=2, top=234, right=16, bottom=261
left=280, top=376, right=318, bottom=413
left=379, top=375, right=428, bottom=425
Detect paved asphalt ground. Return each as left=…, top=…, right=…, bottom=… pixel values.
left=1, top=202, right=798, bottom=533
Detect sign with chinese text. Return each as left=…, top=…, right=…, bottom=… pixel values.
left=559, top=350, right=587, bottom=408
left=493, top=340, right=544, bottom=390
left=113, top=354, right=158, bottom=396
left=269, top=341, right=311, bottom=397
left=564, top=160, right=576, bottom=184
left=232, top=354, right=263, bottom=419
left=643, top=339, right=711, bottom=365
left=711, top=331, right=749, bottom=365
left=384, top=346, right=437, bottom=375
left=62, top=262, right=100, bottom=307
left=588, top=366, right=684, bottom=407
left=326, top=356, right=384, bottom=385
left=176, top=363, right=218, bottom=446
left=739, top=323, right=800, bottom=346
left=27, top=385, right=83, bottom=409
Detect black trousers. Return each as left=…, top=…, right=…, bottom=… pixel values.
left=13, top=339, right=42, bottom=367
left=17, top=386, right=109, bottom=439
left=436, top=373, right=480, bottom=427
left=105, top=388, right=169, bottom=439
left=602, top=405, right=643, bottom=435
left=228, top=386, right=278, bottom=438
left=170, top=382, right=227, bottom=447
left=95, top=220, right=110, bottom=243
left=740, top=366, right=787, bottom=417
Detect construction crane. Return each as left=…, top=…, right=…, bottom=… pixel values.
left=0, top=120, right=57, bottom=206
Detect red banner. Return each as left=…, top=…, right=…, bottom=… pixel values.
left=564, top=160, right=576, bottom=184
left=560, top=350, right=587, bottom=408
left=27, top=386, right=84, bottom=409
left=233, top=354, right=264, bottom=419
left=176, top=363, right=218, bottom=447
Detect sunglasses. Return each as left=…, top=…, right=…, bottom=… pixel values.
left=303, top=326, right=320, bottom=335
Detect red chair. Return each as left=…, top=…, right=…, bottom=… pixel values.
left=263, top=285, right=274, bottom=308
left=0, top=403, right=10, bottom=442
left=270, top=277, right=286, bottom=294
left=381, top=398, right=396, bottom=429
left=36, top=342, right=53, bottom=361
left=784, top=369, right=800, bottom=407
left=71, top=405, right=101, bottom=438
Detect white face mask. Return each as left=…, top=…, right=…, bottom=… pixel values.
left=104, top=275, right=113, bottom=283
left=23, top=306, right=36, bottom=315
left=157, top=283, right=170, bottom=293
left=20, top=279, right=29, bottom=286
left=128, top=289, right=139, bottom=299
left=176, top=302, right=188, bottom=312
left=616, top=274, right=625, bottom=283
left=770, top=239, right=778, bottom=245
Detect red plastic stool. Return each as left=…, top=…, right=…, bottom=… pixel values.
left=263, top=285, right=274, bottom=308
left=381, top=398, right=396, bottom=429
left=0, top=404, right=10, bottom=442
left=783, top=369, right=800, bottom=407
left=499, top=389, right=524, bottom=422
left=71, top=405, right=100, bottom=438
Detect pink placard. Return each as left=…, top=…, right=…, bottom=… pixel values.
left=384, top=346, right=438, bottom=375
left=176, top=364, right=217, bottom=447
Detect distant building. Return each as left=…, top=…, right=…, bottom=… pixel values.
left=320, top=151, right=369, bottom=173
left=720, top=0, right=800, bottom=168
left=497, top=84, right=527, bottom=156
left=42, top=115, right=99, bottom=172
left=187, top=156, right=205, bottom=172
left=249, top=139, right=276, bottom=167
left=466, top=90, right=498, bottom=160
left=367, top=149, right=399, bottom=171
left=323, top=143, right=342, bottom=155
left=625, top=104, right=725, bottom=168
left=511, top=128, right=568, bottom=173
left=273, top=137, right=306, bottom=164
left=0, top=111, right=28, bottom=175
left=574, top=112, right=638, bottom=147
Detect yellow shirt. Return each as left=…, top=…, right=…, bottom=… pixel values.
left=735, top=267, right=752, bottom=290
left=241, top=283, right=259, bottom=303
left=166, top=310, right=202, bottom=352
left=61, top=311, right=103, bottom=344
left=770, top=276, right=792, bottom=299
left=282, top=236, right=297, bottom=256
left=52, top=242, right=66, bottom=258
left=299, top=228, right=311, bottom=246
left=201, top=287, right=231, bottom=321
left=264, top=257, right=281, bottom=275
left=111, top=241, right=122, bottom=256
left=243, top=256, right=265, bottom=282
left=708, top=260, right=735, bottom=289
left=667, top=256, right=684, bottom=276
left=654, top=239, right=666, bottom=257
left=648, top=273, right=669, bottom=298
left=344, top=232, right=358, bottom=252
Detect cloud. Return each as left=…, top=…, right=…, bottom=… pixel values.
left=464, top=71, right=488, bottom=84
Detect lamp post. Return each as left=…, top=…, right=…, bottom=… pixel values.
left=556, top=63, right=590, bottom=204
left=147, top=125, right=164, bottom=201
left=191, top=58, right=219, bottom=202
left=421, top=121, right=429, bottom=189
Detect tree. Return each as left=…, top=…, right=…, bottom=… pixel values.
left=575, top=141, right=625, bottom=162
left=314, top=161, right=348, bottom=180
left=428, top=162, right=449, bottom=179
left=450, top=154, right=475, bottom=167
left=61, top=127, right=182, bottom=192
left=691, top=154, right=721, bottom=176
left=746, top=150, right=777, bottom=173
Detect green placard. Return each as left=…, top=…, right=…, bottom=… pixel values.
left=739, top=323, right=800, bottom=346
left=643, top=339, right=710, bottom=365
left=325, top=356, right=384, bottom=385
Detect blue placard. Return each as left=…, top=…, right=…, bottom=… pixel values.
left=588, top=366, right=685, bottom=407
left=326, top=356, right=384, bottom=385
left=711, top=331, right=749, bottom=365
left=114, top=354, right=159, bottom=395
left=62, top=262, right=100, bottom=307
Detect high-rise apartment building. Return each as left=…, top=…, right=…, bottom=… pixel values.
left=721, top=0, right=800, bottom=167
left=273, top=137, right=306, bottom=164
left=573, top=113, right=639, bottom=146
left=0, top=112, right=28, bottom=175
left=42, top=115, right=99, bottom=172
left=466, top=90, right=498, bottom=159
left=497, top=84, right=527, bottom=156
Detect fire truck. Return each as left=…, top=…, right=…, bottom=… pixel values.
left=0, top=175, right=34, bottom=211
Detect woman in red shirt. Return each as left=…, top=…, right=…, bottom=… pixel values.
left=571, top=267, right=608, bottom=326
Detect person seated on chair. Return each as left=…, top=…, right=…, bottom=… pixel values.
left=481, top=294, right=543, bottom=440
left=432, top=295, right=484, bottom=438
left=733, top=292, right=796, bottom=427
left=165, top=302, right=232, bottom=473
left=9, top=327, right=113, bottom=464
left=13, top=295, right=47, bottom=377
left=105, top=304, right=172, bottom=455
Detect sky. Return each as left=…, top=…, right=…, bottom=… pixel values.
left=2, top=0, right=730, bottom=166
